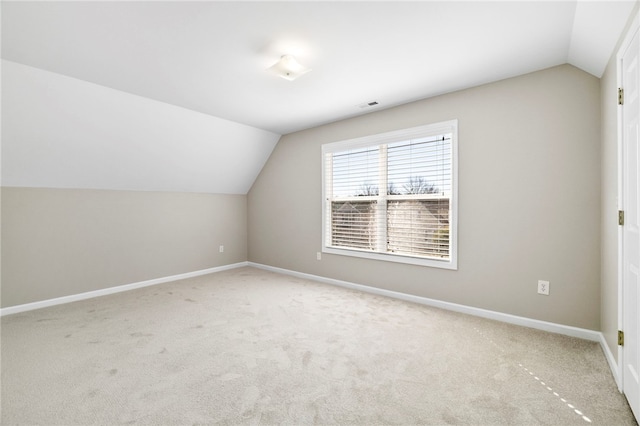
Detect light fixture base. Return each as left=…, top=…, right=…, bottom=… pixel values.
left=268, top=55, right=311, bottom=81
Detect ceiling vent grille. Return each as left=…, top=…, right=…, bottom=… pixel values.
left=357, top=101, right=380, bottom=109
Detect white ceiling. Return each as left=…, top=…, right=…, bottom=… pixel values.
left=2, top=60, right=280, bottom=194
left=3, top=1, right=637, bottom=136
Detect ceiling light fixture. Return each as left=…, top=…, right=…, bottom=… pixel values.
left=268, top=55, right=311, bottom=81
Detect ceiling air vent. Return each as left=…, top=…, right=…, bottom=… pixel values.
left=357, top=101, right=380, bottom=109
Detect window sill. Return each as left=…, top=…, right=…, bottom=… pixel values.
left=322, top=246, right=458, bottom=270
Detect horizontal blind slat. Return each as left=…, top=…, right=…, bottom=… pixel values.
left=327, top=132, right=452, bottom=260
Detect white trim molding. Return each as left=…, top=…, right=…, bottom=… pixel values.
left=249, top=262, right=604, bottom=344
left=601, top=332, right=622, bottom=390
left=615, top=6, right=640, bottom=394
left=250, top=263, right=624, bottom=382
left=1, top=260, right=618, bottom=384
left=0, top=262, right=249, bottom=317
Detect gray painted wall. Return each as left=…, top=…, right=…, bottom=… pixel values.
left=249, top=64, right=602, bottom=330
left=1, top=188, right=247, bottom=308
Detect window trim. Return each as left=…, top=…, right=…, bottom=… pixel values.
left=321, top=120, right=458, bottom=270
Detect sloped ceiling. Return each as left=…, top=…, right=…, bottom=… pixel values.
left=1, top=1, right=636, bottom=194
left=2, top=60, right=279, bottom=194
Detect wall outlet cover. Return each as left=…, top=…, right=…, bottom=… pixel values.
left=538, top=280, right=550, bottom=295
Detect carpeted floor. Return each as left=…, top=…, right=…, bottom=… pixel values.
left=1, top=266, right=636, bottom=425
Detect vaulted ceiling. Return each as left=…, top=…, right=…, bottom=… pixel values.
left=3, top=1, right=636, bottom=135
left=2, top=1, right=636, bottom=194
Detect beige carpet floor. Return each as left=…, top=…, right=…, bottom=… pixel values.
left=1, top=266, right=636, bottom=425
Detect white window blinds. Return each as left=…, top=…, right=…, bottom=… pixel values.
left=322, top=120, right=457, bottom=269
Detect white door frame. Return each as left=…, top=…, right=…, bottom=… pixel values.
left=618, top=8, right=640, bottom=393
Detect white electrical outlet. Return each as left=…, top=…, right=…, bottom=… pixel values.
left=316, top=252, right=322, bottom=260
left=219, top=245, right=224, bottom=253
left=538, top=280, right=550, bottom=295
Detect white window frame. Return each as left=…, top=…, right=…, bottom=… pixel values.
left=321, top=120, right=458, bottom=270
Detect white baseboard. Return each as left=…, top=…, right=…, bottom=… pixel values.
left=2, top=260, right=621, bottom=388
left=249, top=262, right=602, bottom=342
left=249, top=262, right=630, bottom=384
left=599, top=332, right=622, bottom=391
left=0, top=262, right=249, bottom=317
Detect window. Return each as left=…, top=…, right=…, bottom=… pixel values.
left=322, top=120, right=457, bottom=269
